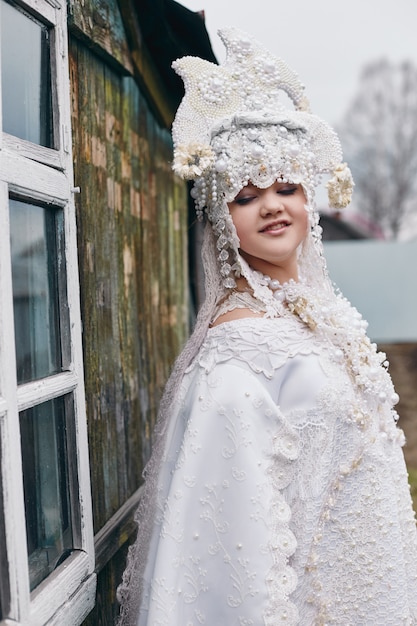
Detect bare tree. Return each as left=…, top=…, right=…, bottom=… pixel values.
left=338, top=60, right=417, bottom=238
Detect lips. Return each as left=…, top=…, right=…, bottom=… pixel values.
left=260, top=220, right=290, bottom=233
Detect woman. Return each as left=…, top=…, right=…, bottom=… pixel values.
left=118, top=28, right=417, bottom=625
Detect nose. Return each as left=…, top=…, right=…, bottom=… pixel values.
left=260, top=189, right=284, bottom=216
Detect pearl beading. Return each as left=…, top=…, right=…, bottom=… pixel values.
left=171, top=27, right=354, bottom=290
left=171, top=27, right=351, bottom=210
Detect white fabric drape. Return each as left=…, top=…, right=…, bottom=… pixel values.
left=137, top=317, right=417, bottom=625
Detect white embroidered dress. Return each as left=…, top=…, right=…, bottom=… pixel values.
left=138, top=313, right=417, bottom=625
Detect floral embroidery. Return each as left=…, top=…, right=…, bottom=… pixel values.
left=172, top=143, right=215, bottom=180
left=326, top=162, right=354, bottom=209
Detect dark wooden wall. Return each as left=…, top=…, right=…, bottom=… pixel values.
left=67, top=1, right=192, bottom=621
left=70, top=38, right=189, bottom=522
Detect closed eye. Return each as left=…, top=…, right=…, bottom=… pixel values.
left=233, top=195, right=257, bottom=206
left=277, top=187, right=298, bottom=196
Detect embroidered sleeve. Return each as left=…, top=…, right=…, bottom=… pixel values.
left=140, top=363, right=300, bottom=625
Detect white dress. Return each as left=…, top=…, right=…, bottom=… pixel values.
left=138, top=314, right=417, bottom=625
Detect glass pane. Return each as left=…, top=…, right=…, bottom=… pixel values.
left=20, top=396, right=73, bottom=591
left=10, top=198, right=63, bottom=383
left=0, top=0, right=53, bottom=147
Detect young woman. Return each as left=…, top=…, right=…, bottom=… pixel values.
left=118, top=28, right=417, bottom=625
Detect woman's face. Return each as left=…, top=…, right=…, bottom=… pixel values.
left=227, top=181, right=308, bottom=283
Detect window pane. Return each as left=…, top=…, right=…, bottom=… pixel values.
left=20, top=396, right=73, bottom=591
left=0, top=0, right=53, bottom=147
left=10, top=199, right=63, bottom=383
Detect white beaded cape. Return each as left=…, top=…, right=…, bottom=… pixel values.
left=129, top=310, right=417, bottom=625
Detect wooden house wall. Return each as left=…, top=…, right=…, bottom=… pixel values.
left=68, top=2, right=191, bottom=621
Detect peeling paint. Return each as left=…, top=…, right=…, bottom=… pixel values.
left=106, top=177, right=122, bottom=212
left=91, top=135, right=106, bottom=168
left=130, top=188, right=141, bottom=218
left=86, top=241, right=95, bottom=272
left=121, top=152, right=131, bottom=180
left=123, top=241, right=133, bottom=298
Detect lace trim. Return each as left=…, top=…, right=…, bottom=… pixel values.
left=212, top=290, right=268, bottom=322
left=193, top=316, right=319, bottom=379
left=264, top=415, right=300, bottom=625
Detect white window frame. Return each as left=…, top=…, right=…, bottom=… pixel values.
left=0, top=0, right=95, bottom=623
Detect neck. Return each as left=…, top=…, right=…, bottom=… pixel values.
left=234, top=270, right=299, bottom=298
left=239, top=253, right=299, bottom=285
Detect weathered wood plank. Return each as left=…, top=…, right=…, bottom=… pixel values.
left=2, top=133, right=63, bottom=170
left=94, top=486, right=143, bottom=573
left=69, top=37, right=189, bottom=537
left=16, top=372, right=78, bottom=412
left=30, top=552, right=92, bottom=625
left=68, top=0, right=133, bottom=74
left=0, top=150, right=68, bottom=202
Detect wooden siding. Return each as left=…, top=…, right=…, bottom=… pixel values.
left=70, top=37, right=189, bottom=529
left=69, top=0, right=133, bottom=73
left=69, top=0, right=178, bottom=127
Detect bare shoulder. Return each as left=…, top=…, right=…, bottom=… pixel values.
left=211, top=307, right=264, bottom=327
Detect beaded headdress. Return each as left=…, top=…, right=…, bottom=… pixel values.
left=171, top=27, right=353, bottom=293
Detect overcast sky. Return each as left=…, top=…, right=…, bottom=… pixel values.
left=178, top=0, right=417, bottom=126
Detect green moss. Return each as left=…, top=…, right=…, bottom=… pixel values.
left=408, top=467, right=417, bottom=513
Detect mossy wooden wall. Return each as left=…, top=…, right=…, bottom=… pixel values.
left=70, top=37, right=188, bottom=519
left=68, top=4, right=190, bottom=621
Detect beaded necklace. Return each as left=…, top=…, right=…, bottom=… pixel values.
left=251, top=272, right=399, bottom=412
